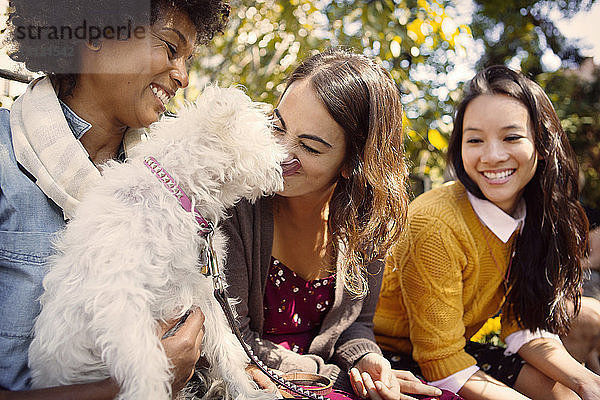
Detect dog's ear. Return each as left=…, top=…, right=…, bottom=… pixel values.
left=206, top=86, right=285, bottom=204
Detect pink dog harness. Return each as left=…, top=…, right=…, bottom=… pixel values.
left=143, top=156, right=213, bottom=236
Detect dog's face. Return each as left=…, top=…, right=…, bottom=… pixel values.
left=143, top=86, right=286, bottom=208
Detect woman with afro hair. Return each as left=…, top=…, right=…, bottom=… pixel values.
left=0, top=0, right=229, bottom=397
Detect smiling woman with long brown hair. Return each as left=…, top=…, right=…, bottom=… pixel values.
left=223, top=48, right=443, bottom=400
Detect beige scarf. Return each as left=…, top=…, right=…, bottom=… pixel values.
left=10, top=77, right=101, bottom=220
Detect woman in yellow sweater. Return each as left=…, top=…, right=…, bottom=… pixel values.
left=374, top=65, right=600, bottom=399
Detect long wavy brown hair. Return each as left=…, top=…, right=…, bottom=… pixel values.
left=280, top=48, right=409, bottom=297
left=447, top=65, right=588, bottom=334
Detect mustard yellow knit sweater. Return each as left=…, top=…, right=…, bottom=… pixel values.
left=374, top=181, right=521, bottom=381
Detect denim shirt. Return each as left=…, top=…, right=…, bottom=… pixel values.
left=0, top=103, right=91, bottom=390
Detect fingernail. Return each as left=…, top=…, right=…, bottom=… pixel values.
left=356, top=383, right=364, bottom=396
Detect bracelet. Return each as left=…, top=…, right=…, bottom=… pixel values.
left=280, top=373, right=334, bottom=397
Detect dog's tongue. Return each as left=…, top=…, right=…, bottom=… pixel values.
left=281, top=158, right=301, bottom=176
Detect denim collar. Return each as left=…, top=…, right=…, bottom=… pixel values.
left=58, top=99, right=125, bottom=161
left=58, top=99, right=92, bottom=140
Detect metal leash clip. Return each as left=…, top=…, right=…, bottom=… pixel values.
left=203, top=228, right=225, bottom=293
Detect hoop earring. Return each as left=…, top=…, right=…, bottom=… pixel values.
left=87, top=40, right=102, bottom=51
left=341, top=165, right=352, bottom=180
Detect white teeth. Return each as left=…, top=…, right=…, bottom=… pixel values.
left=483, top=170, right=514, bottom=180
left=151, top=85, right=170, bottom=106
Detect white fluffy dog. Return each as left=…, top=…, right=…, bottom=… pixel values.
left=28, top=86, right=285, bottom=400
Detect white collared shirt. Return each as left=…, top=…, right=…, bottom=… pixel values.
left=427, top=191, right=561, bottom=393
left=466, top=191, right=526, bottom=243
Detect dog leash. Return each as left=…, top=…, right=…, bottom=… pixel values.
left=144, top=156, right=327, bottom=400
left=213, top=287, right=328, bottom=399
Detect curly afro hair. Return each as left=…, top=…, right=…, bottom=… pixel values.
left=151, top=0, right=230, bottom=45
left=6, top=0, right=229, bottom=93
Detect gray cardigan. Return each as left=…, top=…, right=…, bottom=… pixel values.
left=222, top=197, right=384, bottom=392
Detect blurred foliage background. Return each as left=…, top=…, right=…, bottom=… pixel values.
left=2, top=0, right=599, bottom=208
left=185, top=0, right=599, bottom=208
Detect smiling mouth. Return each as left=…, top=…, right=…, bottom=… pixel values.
left=281, top=158, right=301, bottom=176
left=150, top=83, right=172, bottom=108
left=482, top=169, right=515, bottom=182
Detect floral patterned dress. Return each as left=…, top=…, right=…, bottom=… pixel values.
left=263, top=257, right=335, bottom=354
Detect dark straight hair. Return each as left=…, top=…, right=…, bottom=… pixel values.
left=447, top=65, right=588, bottom=334
left=280, top=48, right=408, bottom=298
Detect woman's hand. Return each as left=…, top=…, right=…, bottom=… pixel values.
left=245, top=364, right=279, bottom=393
left=579, top=384, right=600, bottom=400
left=576, top=373, right=600, bottom=400
left=350, top=353, right=442, bottom=400
left=159, top=309, right=205, bottom=394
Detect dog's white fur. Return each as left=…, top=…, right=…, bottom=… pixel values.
left=29, top=86, right=285, bottom=400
